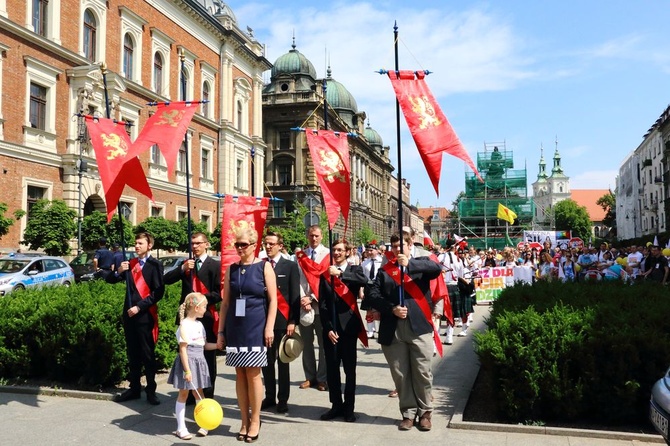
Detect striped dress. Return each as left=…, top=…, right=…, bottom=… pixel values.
left=224, top=261, right=268, bottom=367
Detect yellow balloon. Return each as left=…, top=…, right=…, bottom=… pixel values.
left=615, top=258, right=624, bottom=265
left=647, top=242, right=653, bottom=247
left=194, top=398, right=223, bottom=430
left=663, top=248, right=670, bottom=256
left=622, top=257, right=628, bottom=265
left=575, top=264, right=581, bottom=272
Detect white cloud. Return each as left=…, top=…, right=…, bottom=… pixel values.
left=570, top=170, right=616, bottom=190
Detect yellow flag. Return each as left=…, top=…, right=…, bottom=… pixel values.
left=497, top=203, right=517, bottom=224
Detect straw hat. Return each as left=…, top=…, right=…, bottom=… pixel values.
left=278, top=326, right=304, bottom=363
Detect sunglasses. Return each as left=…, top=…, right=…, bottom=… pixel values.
left=234, top=242, right=254, bottom=249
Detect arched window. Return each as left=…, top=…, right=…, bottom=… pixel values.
left=83, top=9, right=97, bottom=61
left=202, top=82, right=210, bottom=118
left=123, top=34, right=134, bottom=79
left=237, top=100, right=243, bottom=132
left=153, top=52, right=163, bottom=94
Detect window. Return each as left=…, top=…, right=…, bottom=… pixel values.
left=236, top=158, right=244, bottom=189
left=29, top=83, right=47, bottom=130
left=272, top=201, right=285, bottom=219
left=180, top=68, right=189, bottom=101
left=119, top=201, right=133, bottom=220
left=201, top=148, right=210, bottom=179
left=27, top=185, right=46, bottom=219
left=122, top=34, right=133, bottom=79
left=150, top=206, right=162, bottom=217
left=279, top=131, right=290, bottom=150
left=237, top=100, right=243, bottom=132
left=150, top=144, right=161, bottom=165
left=124, top=119, right=133, bottom=137
left=153, top=52, right=163, bottom=94
left=277, top=162, right=292, bottom=186
left=177, top=210, right=187, bottom=221
left=200, top=214, right=210, bottom=230
left=202, top=82, right=210, bottom=118
left=33, top=0, right=48, bottom=36
left=178, top=142, right=187, bottom=172
left=83, top=9, right=96, bottom=61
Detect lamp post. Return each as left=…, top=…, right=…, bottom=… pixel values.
left=250, top=145, right=255, bottom=196
left=76, top=112, right=88, bottom=254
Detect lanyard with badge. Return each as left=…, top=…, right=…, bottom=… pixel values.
left=236, top=262, right=249, bottom=317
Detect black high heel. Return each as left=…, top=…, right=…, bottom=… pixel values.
left=245, top=421, right=261, bottom=443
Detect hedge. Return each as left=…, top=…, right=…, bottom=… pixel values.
left=475, top=280, right=670, bottom=424
left=0, top=281, right=182, bottom=387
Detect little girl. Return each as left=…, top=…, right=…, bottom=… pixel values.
left=167, top=292, right=219, bottom=440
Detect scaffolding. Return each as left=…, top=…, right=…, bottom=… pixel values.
left=457, top=142, right=534, bottom=249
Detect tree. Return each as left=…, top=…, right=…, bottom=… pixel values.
left=80, top=211, right=134, bottom=250
left=552, top=199, right=592, bottom=242
left=266, top=203, right=309, bottom=253
left=22, top=199, right=77, bottom=255
left=176, top=218, right=210, bottom=251
left=0, top=203, right=15, bottom=240
left=353, top=222, right=380, bottom=247
left=596, top=191, right=616, bottom=228
left=135, top=217, right=183, bottom=255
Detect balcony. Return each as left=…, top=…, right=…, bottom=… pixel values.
left=642, top=158, right=653, bottom=167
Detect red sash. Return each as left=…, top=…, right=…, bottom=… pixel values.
left=381, top=253, right=443, bottom=357
left=130, top=258, right=159, bottom=343
left=296, top=250, right=330, bottom=301
left=190, top=265, right=220, bottom=329
left=428, top=254, right=453, bottom=326
left=265, top=259, right=290, bottom=321
left=328, top=273, right=368, bottom=347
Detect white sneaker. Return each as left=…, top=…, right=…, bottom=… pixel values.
left=443, top=334, right=453, bottom=345
left=455, top=320, right=463, bottom=328
left=367, top=331, right=374, bottom=339
left=457, top=330, right=468, bottom=337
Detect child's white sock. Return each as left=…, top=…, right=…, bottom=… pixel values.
left=176, top=401, right=187, bottom=433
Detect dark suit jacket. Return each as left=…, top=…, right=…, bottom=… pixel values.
left=318, top=265, right=367, bottom=337
left=271, top=257, right=301, bottom=329
left=366, top=257, right=441, bottom=346
left=164, top=256, right=221, bottom=340
left=107, top=256, right=165, bottom=325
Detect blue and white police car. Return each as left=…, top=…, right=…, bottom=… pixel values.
left=0, top=255, right=75, bottom=296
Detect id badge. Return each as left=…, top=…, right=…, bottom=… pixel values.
left=236, top=298, right=246, bottom=317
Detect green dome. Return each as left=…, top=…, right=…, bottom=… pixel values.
left=364, top=124, right=383, bottom=147
left=325, top=68, right=358, bottom=113
left=271, top=44, right=317, bottom=79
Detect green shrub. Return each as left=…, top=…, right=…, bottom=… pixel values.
left=0, top=281, right=182, bottom=387
left=475, top=281, right=670, bottom=424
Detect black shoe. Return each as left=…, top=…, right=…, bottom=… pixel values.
left=276, top=401, right=288, bottom=413
left=146, top=393, right=160, bottom=405
left=260, top=398, right=276, bottom=410
left=320, top=407, right=343, bottom=421
left=344, top=412, right=357, bottom=422
left=114, top=389, right=141, bottom=402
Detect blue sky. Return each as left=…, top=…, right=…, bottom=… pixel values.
left=225, top=0, right=670, bottom=208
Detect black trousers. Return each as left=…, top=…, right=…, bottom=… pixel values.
left=262, top=328, right=290, bottom=403
left=123, top=321, right=157, bottom=395
left=322, top=330, right=358, bottom=415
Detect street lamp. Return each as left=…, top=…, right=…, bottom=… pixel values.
left=76, top=112, right=89, bottom=254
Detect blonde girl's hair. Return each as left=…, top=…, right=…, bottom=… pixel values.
left=178, top=292, right=206, bottom=323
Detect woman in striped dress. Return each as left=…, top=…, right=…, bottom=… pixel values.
left=218, top=228, right=277, bottom=442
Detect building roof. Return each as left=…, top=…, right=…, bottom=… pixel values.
left=418, top=207, right=450, bottom=222
left=571, top=189, right=609, bottom=222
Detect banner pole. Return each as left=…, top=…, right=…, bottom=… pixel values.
left=394, top=22, right=405, bottom=306
left=180, top=50, right=194, bottom=266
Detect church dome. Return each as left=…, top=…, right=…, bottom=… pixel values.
left=364, top=124, right=383, bottom=147
left=271, top=43, right=317, bottom=80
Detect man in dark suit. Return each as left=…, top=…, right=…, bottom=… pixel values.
left=108, top=232, right=165, bottom=405
left=164, top=231, right=221, bottom=399
left=261, top=231, right=300, bottom=413
left=318, top=239, right=368, bottom=423
left=367, top=232, right=442, bottom=431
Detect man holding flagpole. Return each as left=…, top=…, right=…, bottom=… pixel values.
left=367, top=232, right=442, bottom=431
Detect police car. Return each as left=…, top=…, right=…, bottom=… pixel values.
left=651, top=367, right=670, bottom=444
left=0, top=255, right=75, bottom=296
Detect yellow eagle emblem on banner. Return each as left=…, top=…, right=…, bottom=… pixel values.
left=101, top=133, right=129, bottom=160
left=156, top=109, right=184, bottom=127
left=318, top=149, right=346, bottom=183
left=409, top=95, right=441, bottom=130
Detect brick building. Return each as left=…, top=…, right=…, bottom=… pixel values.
left=0, top=0, right=270, bottom=251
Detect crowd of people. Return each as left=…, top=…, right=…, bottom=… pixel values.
left=105, top=226, right=665, bottom=441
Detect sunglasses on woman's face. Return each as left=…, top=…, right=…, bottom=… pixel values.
left=234, top=242, right=253, bottom=249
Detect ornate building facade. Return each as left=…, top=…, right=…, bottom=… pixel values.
left=262, top=41, right=397, bottom=241
left=0, top=0, right=269, bottom=250
left=532, top=145, right=571, bottom=229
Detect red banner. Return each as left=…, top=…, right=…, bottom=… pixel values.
left=85, top=117, right=153, bottom=222
left=304, top=129, right=350, bottom=230
left=219, top=195, right=270, bottom=286
left=128, top=102, right=198, bottom=174
left=388, top=70, right=482, bottom=195
left=295, top=250, right=330, bottom=302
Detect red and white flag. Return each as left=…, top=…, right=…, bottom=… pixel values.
left=388, top=70, right=482, bottom=195
left=85, top=117, right=153, bottom=221
left=305, top=129, right=351, bottom=230
left=423, top=230, right=434, bottom=247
